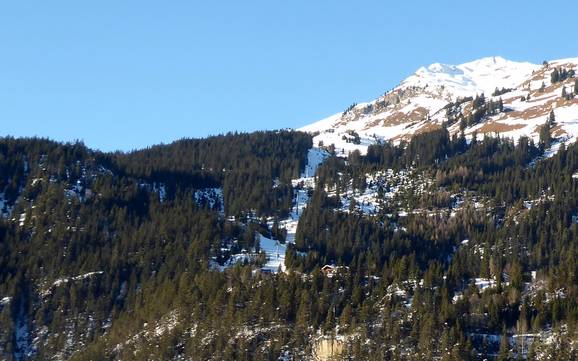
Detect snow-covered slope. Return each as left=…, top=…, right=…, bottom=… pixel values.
left=300, top=56, right=578, bottom=155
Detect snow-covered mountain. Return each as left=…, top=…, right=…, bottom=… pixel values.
left=300, top=56, right=578, bottom=155
left=404, top=56, right=537, bottom=97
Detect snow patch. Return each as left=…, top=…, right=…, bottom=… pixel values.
left=474, top=278, right=497, bottom=291
left=258, top=233, right=287, bottom=273
left=194, top=187, right=224, bottom=214
left=0, top=192, right=13, bottom=218
left=42, top=271, right=104, bottom=297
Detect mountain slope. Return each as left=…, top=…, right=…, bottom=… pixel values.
left=2, top=59, right=578, bottom=361
left=301, top=56, right=578, bottom=155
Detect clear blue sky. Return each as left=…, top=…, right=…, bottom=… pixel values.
left=1, top=1, right=576, bottom=151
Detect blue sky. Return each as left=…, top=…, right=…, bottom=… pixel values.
left=1, top=1, right=577, bottom=151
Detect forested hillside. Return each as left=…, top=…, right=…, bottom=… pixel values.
left=0, top=129, right=577, bottom=360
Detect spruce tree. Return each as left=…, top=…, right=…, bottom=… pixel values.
left=551, top=67, right=560, bottom=83
left=497, top=334, right=512, bottom=361
left=539, top=121, right=552, bottom=149
left=526, top=339, right=538, bottom=361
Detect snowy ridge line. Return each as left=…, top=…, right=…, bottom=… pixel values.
left=404, top=56, right=538, bottom=98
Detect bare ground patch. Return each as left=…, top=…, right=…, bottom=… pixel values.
left=412, top=122, right=443, bottom=135
left=552, top=125, right=568, bottom=138
left=477, top=122, right=526, bottom=134
left=363, top=106, right=429, bottom=130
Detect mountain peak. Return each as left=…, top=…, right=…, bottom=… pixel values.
left=417, top=63, right=462, bottom=75
left=301, top=56, right=578, bottom=156
left=403, top=56, right=539, bottom=98
left=419, top=56, right=514, bottom=74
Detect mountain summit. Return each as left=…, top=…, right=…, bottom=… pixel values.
left=406, top=56, right=537, bottom=97
left=301, top=56, right=578, bottom=155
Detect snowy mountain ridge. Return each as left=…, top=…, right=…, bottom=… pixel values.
left=405, top=56, right=538, bottom=98
left=300, top=56, right=578, bottom=155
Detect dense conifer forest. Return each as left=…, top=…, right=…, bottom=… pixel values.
left=0, top=129, right=576, bottom=360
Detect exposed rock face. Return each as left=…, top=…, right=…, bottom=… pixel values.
left=313, top=338, right=345, bottom=361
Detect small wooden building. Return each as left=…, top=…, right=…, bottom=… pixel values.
left=321, top=265, right=336, bottom=277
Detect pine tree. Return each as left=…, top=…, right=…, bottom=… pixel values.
left=295, top=291, right=311, bottom=330
left=539, top=120, right=552, bottom=149
left=497, top=334, right=512, bottom=361
left=510, top=260, right=523, bottom=291
left=526, top=339, right=538, bottom=361
left=551, top=67, right=560, bottom=83
left=339, top=304, right=352, bottom=332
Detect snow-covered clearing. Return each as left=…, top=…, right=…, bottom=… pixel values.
left=327, top=168, right=432, bottom=217
left=258, top=233, right=287, bottom=273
